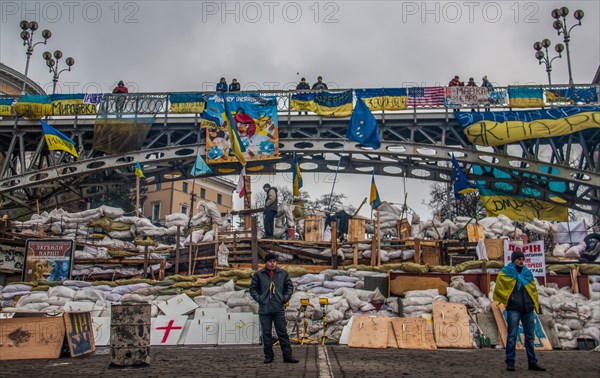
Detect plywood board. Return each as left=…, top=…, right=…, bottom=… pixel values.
left=432, top=302, right=473, bottom=348
left=348, top=315, right=389, bottom=349
left=538, top=315, right=561, bottom=349
left=484, top=239, right=505, bottom=260
left=494, top=303, right=552, bottom=351
left=391, top=318, right=437, bottom=350
left=150, top=316, right=187, bottom=346
left=0, top=316, right=65, bottom=360
left=467, top=224, right=485, bottom=242
left=389, top=275, right=448, bottom=296
left=491, top=301, right=508, bottom=348
left=193, top=307, right=228, bottom=319
left=184, top=318, right=220, bottom=345
left=218, top=313, right=259, bottom=345
left=339, top=316, right=354, bottom=345
left=476, top=312, right=499, bottom=346
left=157, top=294, right=199, bottom=317
left=387, top=320, right=398, bottom=348
left=63, top=311, right=96, bottom=357
left=91, top=317, right=111, bottom=346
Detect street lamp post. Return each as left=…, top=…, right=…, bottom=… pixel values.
left=533, top=39, right=564, bottom=86
left=19, top=20, right=52, bottom=94
left=42, top=50, right=75, bottom=95
left=551, top=7, right=584, bottom=85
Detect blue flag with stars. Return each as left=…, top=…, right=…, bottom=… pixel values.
left=451, top=154, right=478, bottom=199
left=347, top=97, right=380, bottom=149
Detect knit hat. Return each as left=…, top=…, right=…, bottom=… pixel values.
left=511, top=250, right=525, bottom=262
left=264, top=253, right=277, bottom=262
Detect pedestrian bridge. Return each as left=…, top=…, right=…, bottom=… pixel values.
left=0, top=86, right=598, bottom=216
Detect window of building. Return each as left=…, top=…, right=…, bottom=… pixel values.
left=217, top=194, right=223, bottom=204
left=155, top=183, right=161, bottom=191
left=200, top=188, right=206, bottom=199
left=152, top=202, right=161, bottom=223
left=182, top=182, right=188, bottom=193
left=181, top=205, right=188, bottom=215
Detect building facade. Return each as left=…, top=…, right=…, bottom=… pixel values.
left=142, top=177, right=237, bottom=224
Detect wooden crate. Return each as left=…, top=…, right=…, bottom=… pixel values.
left=348, top=219, right=366, bottom=242
left=396, top=219, right=411, bottom=240
left=421, top=244, right=441, bottom=266
left=304, top=216, right=323, bottom=242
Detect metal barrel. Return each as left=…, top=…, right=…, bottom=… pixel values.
left=109, top=304, right=151, bottom=367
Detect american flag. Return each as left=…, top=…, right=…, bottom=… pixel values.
left=407, top=87, right=447, bottom=106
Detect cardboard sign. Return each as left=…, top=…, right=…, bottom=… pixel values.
left=91, top=317, right=111, bottom=346
left=0, top=316, right=65, bottom=360
left=218, top=313, right=259, bottom=345
left=23, top=239, right=73, bottom=283
left=504, top=240, right=546, bottom=277
left=494, top=302, right=552, bottom=351
left=150, top=316, right=187, bottom=346
left=64, top=312, right=96, bottom=357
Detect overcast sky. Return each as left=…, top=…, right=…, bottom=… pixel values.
left=1, top=1, right=599, bottom=218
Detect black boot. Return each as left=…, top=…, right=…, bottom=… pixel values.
left=506, top=363, right=515, bottom=371
left=528, top=363, right=546, bottom=371
left=283, top=356, right=299, bottom=363
left=264, top=356, right=274, bottom=364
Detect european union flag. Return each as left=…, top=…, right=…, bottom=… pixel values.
left=347, top=97, right=380, bottom=149
left=451, top=154, right=478, bottom=199
left=370, top=170, right=381, bottom=209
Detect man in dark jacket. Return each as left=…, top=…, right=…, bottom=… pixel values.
left=263, top=184, right=278, bottom=239
left=249, top=253, right=298, bottom=364
left=493, top=250, right=545, bottom=372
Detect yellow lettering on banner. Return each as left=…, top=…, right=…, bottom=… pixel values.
left=171, top=102, right=206, bottom=114
left=482, top=195, right=567, bottom=222
left=363, top=96, right=408, bottom=111
left=464, top=111, right=600, bottom=146
left=52, top=101, right=97, bottom=115
left=0, top=105, right=12, bottom=116
left=290, top=100, right=315, bottom=111
left=45, top=134, right=78, bottom=157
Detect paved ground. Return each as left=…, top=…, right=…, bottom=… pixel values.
left=1, top=346, right=599, bottom=378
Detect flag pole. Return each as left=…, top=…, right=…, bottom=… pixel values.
left=326, top=138, right=347, bottom=214
left=136, top=175, right=140, bottom=216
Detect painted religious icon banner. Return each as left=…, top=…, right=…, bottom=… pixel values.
left=204, top=93, right=279, bottom=164
left=22, top=239, right=74, bottom=283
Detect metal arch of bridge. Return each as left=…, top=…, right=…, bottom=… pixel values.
left=0, top=91, right=599, bottom=216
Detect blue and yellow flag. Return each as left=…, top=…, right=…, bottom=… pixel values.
left=134, top=162, right=145, bottom=178
left=493, top=263, right=539, bottom=313
left=170, top=93, right=206, bottom=114
left=369, top=170, right=381, bottom=209
left=355, top=88, right=408, bottom=111
left=0, top=97, right=14, bottom=116
left=292, top=153, right=303, bottom=197
left=508, top=87, right=544, bottom=108
left=313, top=90, right=353, bottom=117
left=41, top=120, right=78, bottom=157
left=14, top=95, right=52, bottom=119
left=222, top=94, right=247, bottom=166
left=347, top=97, right=381, bottom=149
left=51, top=93, right=97, bottom=115
left=290, top=92, right=316, bottom=113
left=451, top=154, right=478, bottom=199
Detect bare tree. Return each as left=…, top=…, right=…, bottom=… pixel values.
left=423, top=182, right=483, bottom=220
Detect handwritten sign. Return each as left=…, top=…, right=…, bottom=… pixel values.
left=450, top=87, right=490, bottom=105
left=0, top=243, right=25, bottom=273
left=504, top=240, right=546, bottom=277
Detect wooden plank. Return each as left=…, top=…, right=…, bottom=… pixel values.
left=63, top=311, right=96, bottom=357
left=348, top=219, right=366, bottom=242
left=494, top=302, right=553, bottom=351
left=304, top=216, right=323, bottom=242
left=389, top=275, right=448, bottom=296
left=432, top=302, right=473, bottom=348
left=0, top=316, right=65, bottom=360
left=348, top=315, right=388, bottom=349
left=260, top=242, right=330, bottom=261
left=353, top=243, right=359, bottom=265
left=491, top=301, right=508, bottom=348
left=467, top=224, right=485, bottom=242
left=391, top=318, right=437, bottom=350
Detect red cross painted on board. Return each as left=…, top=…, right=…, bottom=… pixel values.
left=156, top=319, right=183, bottom=343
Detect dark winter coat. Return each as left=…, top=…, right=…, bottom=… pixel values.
left=249, top=267, right=293, bottom=314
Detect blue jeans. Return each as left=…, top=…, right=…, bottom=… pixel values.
left=505, top=310, right=537, bottom=365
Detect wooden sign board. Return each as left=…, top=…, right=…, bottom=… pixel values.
left=432, top=302, right=473, bottom=349
left=492, top=302, right=552, bottom=351
left=0, top=316, right=65, bottom=360
left=387, top=320, right=398, bottom=348
left=467, top=224, right=485, bottom=242
left=348, top=315, right=389, bottom=349
left=391, top=318, right=437, bottom=350
left=389, top=275, right=448, bottom=296
left=484, top=239, right=505, bottom=260
left=64, top=312, right=96, bottom=357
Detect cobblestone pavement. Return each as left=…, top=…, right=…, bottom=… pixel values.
left=1, top=346, right=598, bottom=378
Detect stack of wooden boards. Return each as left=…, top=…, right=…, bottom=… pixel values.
left=345, top=301, right=554, bottom=350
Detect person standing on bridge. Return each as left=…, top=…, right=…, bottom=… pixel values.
left=216, top=77, right=228, bottom=92
left=113, top=80, right=128, bottom=94
left=229, top=78, right=241, bottom=92
left=493, top=249, right=546, bottom=372
left=312, top=76, right=328, bottom=90
left=296, top=77, right=310, bottom=90
left=263, top=183, right=278, bottom=239
left=250, top=253, right=298, bottom=364
left=113, top=80, right=128, bottom=114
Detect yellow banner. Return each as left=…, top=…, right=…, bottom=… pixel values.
left=464, top=111, right=600, bottom=146
left=508, top=97, right=545, bottom=108
left=482, top=195, right=568, bottom=222
left=14, top=102, right=52, bottom=119
left=362, top=96, right=408, bottom=111
left=52, top=99, right=97, bottom=115
left=0, top=105, right=11, bottom=116
left=290, top=99, right=315, bottom=112
left=171, top=102, right=206, bottom=114
left=313, top=102, right=352, bottom=117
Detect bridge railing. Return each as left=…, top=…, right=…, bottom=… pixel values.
left=0, top=84, right=598, bottom=120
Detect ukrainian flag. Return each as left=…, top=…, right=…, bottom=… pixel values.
left=51, top=93, right=97, bottom=115
left=313, top=90, right=353, bottom=117
left=222, top=95, right=247, bottom=166
left=369, top=171, right=381, bottom=209
left=14, top=94, right=52, bottom=119
left=170, top=93, right=206, bottom=114
left=0, top=97, right=14, bottom=116
left=134, top=162, right=145, bottom=178
left=355, top=88, right=408, bottom=111
left=41, top=120, right=79, bottom=157
left=493, top=263, right=539, bottom=313
left=508, top=87, right=544, bottom=108
left=290, top=92, right=316, bottom=113
left=292, top=153, right=303, bottom=196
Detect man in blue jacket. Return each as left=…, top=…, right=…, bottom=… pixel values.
left=250, top=253, right=298, bottom=364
